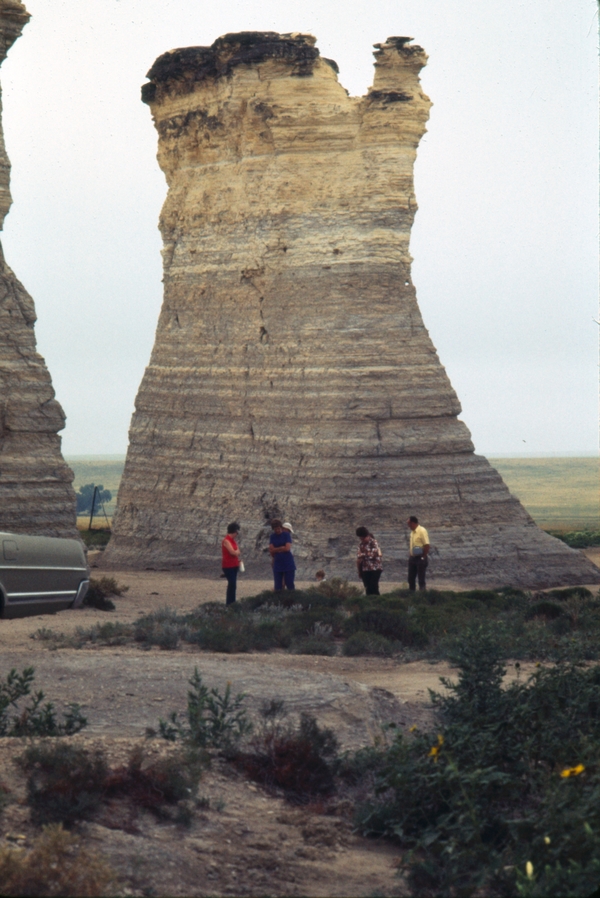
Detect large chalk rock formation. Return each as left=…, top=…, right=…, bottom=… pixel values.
left=0, top=0, right=76, bottom=536
left=105, top=32, right=599, bottom=587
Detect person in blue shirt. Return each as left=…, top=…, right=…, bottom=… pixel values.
left=269, top=519, right=296, bottom=590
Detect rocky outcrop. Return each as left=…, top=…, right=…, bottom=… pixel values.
left=0, top=0, right=76, bottom=537
left=105, top=32, right=599, bottom=587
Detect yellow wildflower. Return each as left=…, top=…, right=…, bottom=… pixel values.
left=409, top=725, right=417, bottom=733
left=526, top=861, right=534, bottom=879
left=561, top=764, right=585, bottom=778
left=428, top=745, right=439, bottom=761
left=544, top=836, right=551, bottom=845
left=437, top=734, right=444, bottom=746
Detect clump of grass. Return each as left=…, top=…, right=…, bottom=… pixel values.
left=83, top=576, right=129, bottom=612
left=354, top=626, right=600, bottom=897
left=0, top=823, right=115, bottom=897
left=0, top=668, right=86, bottom=737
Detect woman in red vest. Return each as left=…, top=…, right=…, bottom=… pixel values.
left=222, top=522, right=242, bottom=605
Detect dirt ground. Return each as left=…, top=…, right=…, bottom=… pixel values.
left=0, top=560, right=597, bottom=897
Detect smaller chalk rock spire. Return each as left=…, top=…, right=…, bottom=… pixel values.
left=0, top=0, right=77, bottom=537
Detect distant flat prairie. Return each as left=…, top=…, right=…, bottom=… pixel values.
left=490, top=457, right=599, bottom=530
left=66, top=455, right=599, bottom=533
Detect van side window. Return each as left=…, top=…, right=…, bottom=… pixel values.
left=3, top=540, right=17, bottom=561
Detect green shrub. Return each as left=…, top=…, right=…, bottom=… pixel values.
left=0, top=668, right=86, bottom=737
left=342, top=631, right=395, bottom=656
left=355, top=627, right=600, bottom=897
left=545, top=586, right=593, bottom=601
left=290, top=636, right=337, bottom=656
left=158, top=668, right=251, bottom=750
left=20, top=744, right=107, bottom=826
left=524, top=600, right=568, bottom=621
left=344, top=608, right=428, bottom=647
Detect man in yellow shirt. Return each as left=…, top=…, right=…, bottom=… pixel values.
left=407, top=516, right=430, bottom=591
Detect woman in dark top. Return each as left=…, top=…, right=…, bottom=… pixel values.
left=222, top=522, right=242, bottom=605
left=269, top=519, right=296, bottom=590
left=356, top=526, right=383, bottom=596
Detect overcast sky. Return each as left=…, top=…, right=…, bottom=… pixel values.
left=1, top=0, right=598, bottom=457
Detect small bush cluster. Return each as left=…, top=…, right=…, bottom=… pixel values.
left=18, top=741, right=204, bottom=828
left=83, top=576, right=129, bottom=612
left=355, top=627, right=600, bottom=897
left=0, top=668, right=86, bottom=737
left=0, top=823, right=114, bottom=897
left=235, top=700, right=339, bottom=801
left=548, top=528, right=600, bottom=549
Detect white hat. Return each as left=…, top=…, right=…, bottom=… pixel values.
left=282, top=522, right=294, bottom=533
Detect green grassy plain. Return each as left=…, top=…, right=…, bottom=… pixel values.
left=490, top=456, right=600, bottom=530
left=66, top=455, right=599, bottom=532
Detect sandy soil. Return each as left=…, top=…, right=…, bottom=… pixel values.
left=0, top=563, right=596, bottom=896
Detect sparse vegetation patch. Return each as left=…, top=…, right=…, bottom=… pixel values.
left=34, top=580, right=600, bottom=662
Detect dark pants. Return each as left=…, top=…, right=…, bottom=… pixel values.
left=274, top=569, right=295, bottom=590
left=361, top=569, right=382, bottom=596
left=408, top=556, right=428, bottom=591
left=223, top=567, right=238, bottom=604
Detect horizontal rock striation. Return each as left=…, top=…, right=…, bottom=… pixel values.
left=0, top=0, right=76, bottom=537
left=105, top=32, right=599, bottom=587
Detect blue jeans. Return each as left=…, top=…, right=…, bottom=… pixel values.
left=273, top=569, right=295, bottom=590
left=223, top=567, right=238, bottom=604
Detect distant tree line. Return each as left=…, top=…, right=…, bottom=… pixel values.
left=76, top=483, right=112, bottom=515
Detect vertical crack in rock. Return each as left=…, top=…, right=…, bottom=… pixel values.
left=0, top=1, right=76, bottom=537
left=106, top=31, right=599, bottom=587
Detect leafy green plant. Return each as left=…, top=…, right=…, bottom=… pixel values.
left=159, top=668, right=251, bottom=749
left=0, top=668, right=86, bottom=737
